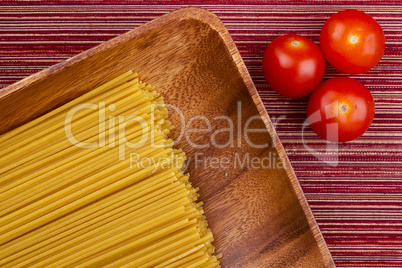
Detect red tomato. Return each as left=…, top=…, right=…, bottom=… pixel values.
left=262, top=34, right=325, bottom=98
left=307, top=77, right=375, bottom=142
left=320, top=9, right=385, bottom=74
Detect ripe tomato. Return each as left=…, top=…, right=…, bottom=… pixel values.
left=320, top=9, right=385, bottom=74
left=262, top=34, right=325, bottom=98
left=307, top=77, right=375, bottom=142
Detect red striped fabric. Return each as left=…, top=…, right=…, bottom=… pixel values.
left=0, top=1, right=401, bottom=267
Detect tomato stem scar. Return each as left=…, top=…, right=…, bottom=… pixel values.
left=291, top=40, right=301, bottom=47
left=340, top=103, right=349, bottom=113
left=349, top=35, right=358, bottom=44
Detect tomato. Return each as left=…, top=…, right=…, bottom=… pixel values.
left=320, top=9, right=385, bottom=74
left=307, top=77, right=375, bottom=142
left=262, top=34, right=325, bottom=98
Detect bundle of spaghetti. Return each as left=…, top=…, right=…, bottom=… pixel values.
left=0, top=71, right=221, bottom=268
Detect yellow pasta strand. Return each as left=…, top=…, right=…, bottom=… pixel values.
left=163, top=249, right=206, bottom=268
left=0, top=85, right=151, bottom=174
left=0, top=133, right=168, bottom=216
left=74, top=219, right=198, bottom=267
left=0, top=169, right=179, bottom=262
left=0, top=71, right=135, bottom=144
left=0, top=72, right=221, bottom=268
left=3, top=184, right=187, bottom=266
left=0, top=76, right=140, bottom=161
left=105, top=227, right=200, bottom=268
left=0, top=110, right=166, bottom=195
left=28, top=206, right=186, bottom=268
left=155, top=244, right=206, bottom=268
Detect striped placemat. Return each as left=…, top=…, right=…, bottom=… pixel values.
left=0, top=1, right=401, bottom=267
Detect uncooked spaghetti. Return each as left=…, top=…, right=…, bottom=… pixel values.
left=0, top=71, right=221, bottom=268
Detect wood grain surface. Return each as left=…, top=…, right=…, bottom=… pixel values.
left=0, top=7, right=335, bottom=268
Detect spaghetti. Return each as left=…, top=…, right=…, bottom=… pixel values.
left=0, top=71, right=221, bottom=268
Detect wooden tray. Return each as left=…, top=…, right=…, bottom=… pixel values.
left=0, top=7, right=335, bottom=268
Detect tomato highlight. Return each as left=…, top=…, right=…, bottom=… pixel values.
left=307, top=77, right=375, bottom=142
